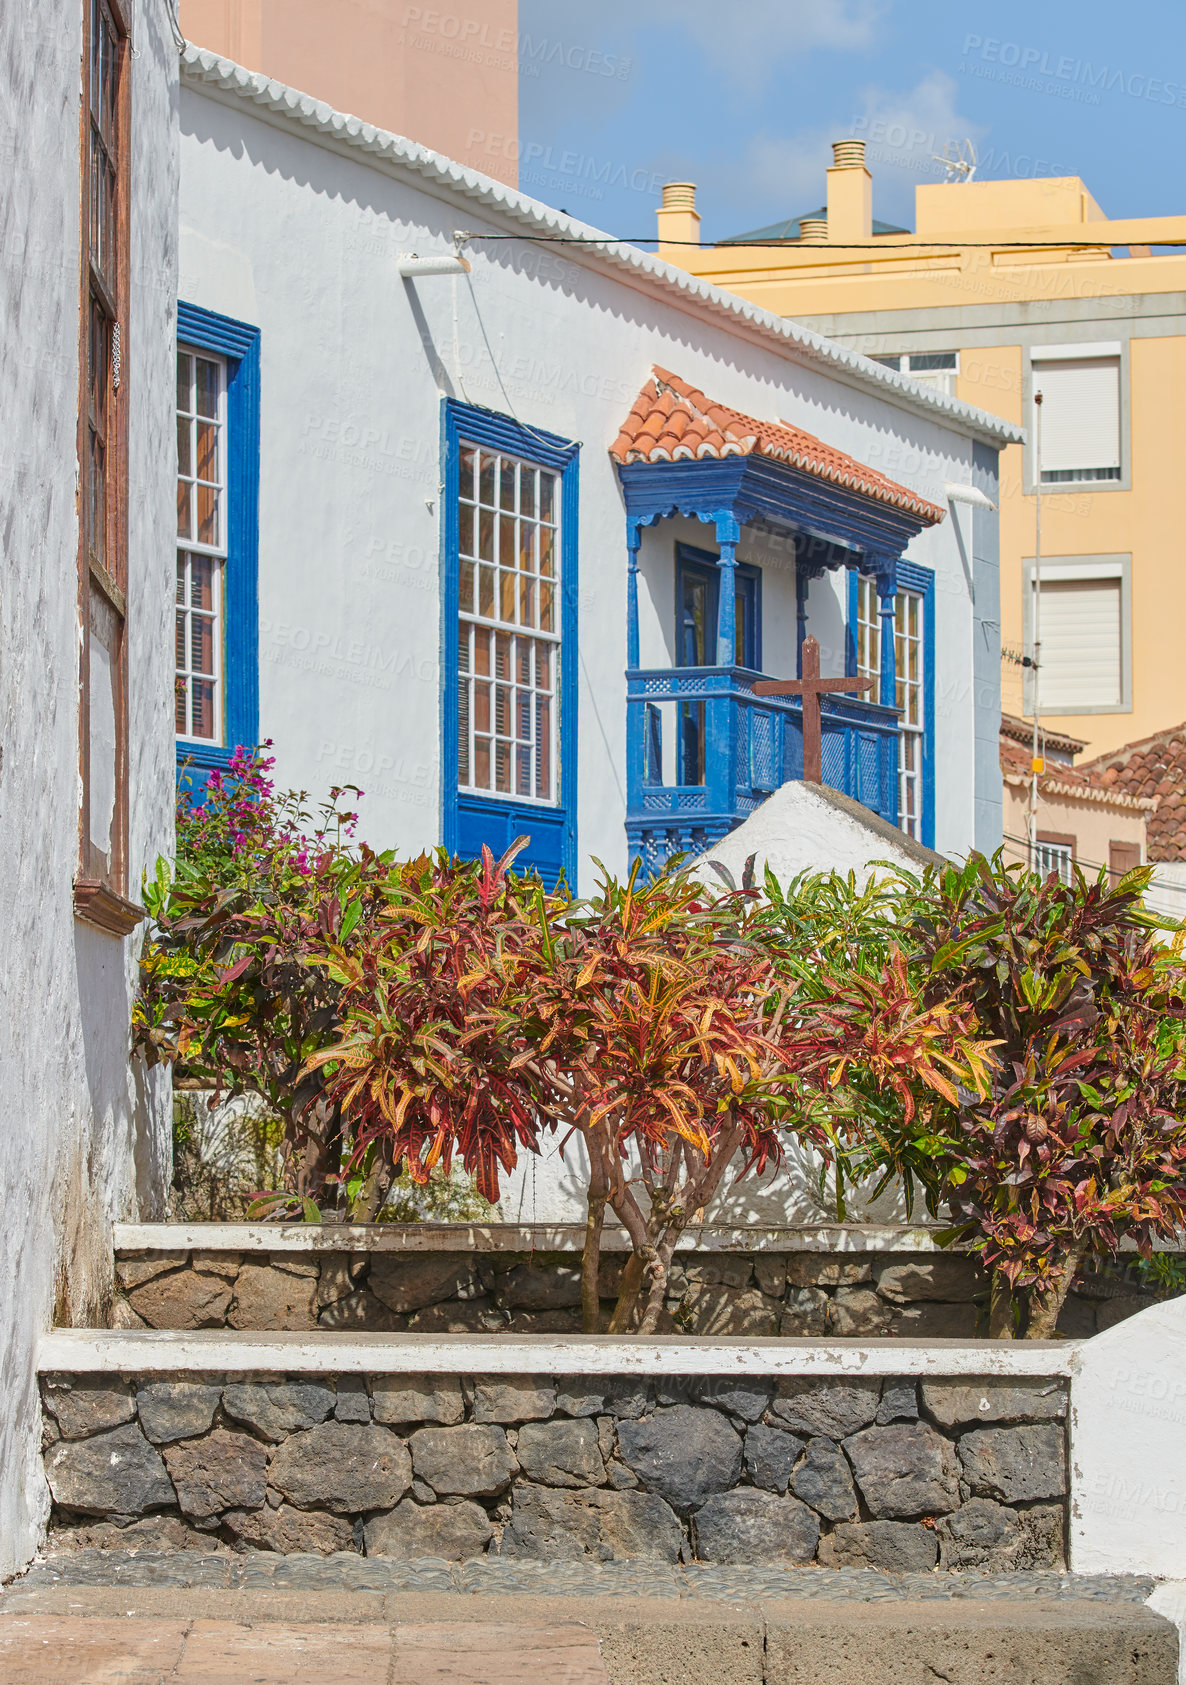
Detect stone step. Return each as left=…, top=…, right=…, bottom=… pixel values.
left=0, top=1612, right=606, bottom=1684
left=1, top=1553, right=1176, bottom=1684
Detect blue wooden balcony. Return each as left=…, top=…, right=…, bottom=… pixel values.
left=625, top=665, right=899, bottom=874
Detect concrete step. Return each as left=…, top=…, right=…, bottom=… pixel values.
left=0, top=1613, right=605, bottom=1684
left=2, top=1553, right=1177, bottom=1685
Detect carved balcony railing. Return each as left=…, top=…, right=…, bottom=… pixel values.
left=625, top=666, right=899, bottom=875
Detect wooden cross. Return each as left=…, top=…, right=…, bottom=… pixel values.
left=752, top=635, right=874, bottom=785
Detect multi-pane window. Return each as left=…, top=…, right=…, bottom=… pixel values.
left=895, top=590, right=924, bottom=839
left=1034, top=838, right=1074, bottom=884
left=176, top=348, right=227, bottom=742
left=457, top=444, right=560, bottom=803
left=872, top=351, right=958, bottom=397
left=854, top=573, right=880, bottom=682
left=855, top=575, right=926, bottom=840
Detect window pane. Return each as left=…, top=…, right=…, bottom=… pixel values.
left=190, top=555, right=214, bottom=610
left=196, top=418, right=219, bottom=483
left=177, top=351, right=191, bottom=413
left=196, top=483, right=220, bottom=546
left=195, top=358, right=221, bottom=419
left=500, top=458, right=516, bottom=510
left=191, top=614, right=214, bottom=675
left=539, top=473, right=555, bottom=523
left=177, top=415, right=191, bottom=478
left=191, top=680, right=216, bottom=740
left=177, top=479, right=192, bottom=540
left=458, top=502, right=474, bottom=556
left=459, top=446, right=475, bottom=503
left=456, top=444, right=560, bottom=805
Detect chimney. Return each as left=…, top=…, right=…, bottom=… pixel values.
left=657, top=181, right=700, bottom=261
left=798, top=215, right=828, bottom=244
left=825, top=138, right=872, bottom=243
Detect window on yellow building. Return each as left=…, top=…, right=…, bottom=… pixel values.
left=1031, top=348, right=1121, bottom=484
left=871, top=351, right=958, bottom=397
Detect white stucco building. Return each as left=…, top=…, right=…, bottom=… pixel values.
left=176, top=50, right=1019, bottom=891
left=0, top=0, right=177, bottom=1573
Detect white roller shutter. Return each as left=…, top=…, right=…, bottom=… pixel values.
left=1032, top=357, right=1120, bottom=475
left=1038, top=578, right=1121, bottom=710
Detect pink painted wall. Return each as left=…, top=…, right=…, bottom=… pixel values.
left=181, top=0, right=518, bottom=184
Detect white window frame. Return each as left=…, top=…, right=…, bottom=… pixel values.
left=855, top=573, right=880, bottom=684
left=1034, top=838, right=1075, bottom=885
left=855, top=574, right=925, bottom=840
left=175, top=345, right=227, bottom=745
left=895, top=588, right=924, bottom=840
left=1027, top=340, right=1128, bottom=494
left=1022, top=553, right=1132, bottom=716
left=456, top=440, right=561, bottom=807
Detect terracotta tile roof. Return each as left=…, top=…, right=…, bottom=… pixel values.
left=1000, top=729, right=1155, bottom=812
left=610, top=368, right=947, bottom=525
left=1078, top=724, right=1186, bottom=860
left=1000, top=712, right=1085, bottom=758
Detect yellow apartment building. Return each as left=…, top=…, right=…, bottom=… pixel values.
left=659, top=147, right=1186, bottom=767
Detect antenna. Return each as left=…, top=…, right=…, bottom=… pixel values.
left=931, top=139, right=977, bottom=182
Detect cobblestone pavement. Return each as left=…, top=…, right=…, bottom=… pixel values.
left=9, top=1549, right=1157, bottom=1605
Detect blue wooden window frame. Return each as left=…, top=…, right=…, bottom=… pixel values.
left=441, top=401, right=579, bottom=885
left=175, top=302, right=260, bottom=795
left=846, top=561, right=935, bottom=848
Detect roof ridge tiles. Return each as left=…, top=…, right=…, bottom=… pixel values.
left=611, top=366, right=945, bottom=523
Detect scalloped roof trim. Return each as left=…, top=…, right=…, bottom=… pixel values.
left=179, top=47, right=1023, bottom=453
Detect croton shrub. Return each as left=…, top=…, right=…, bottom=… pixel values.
left=137, top=748, right=1186, bottom=1337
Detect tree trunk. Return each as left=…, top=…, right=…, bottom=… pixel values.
left=581, top=1191, right=607, bottom=1333
left=988, top=1270, right=1016, bottom=1339
left=1025, top=1246, right=1085, bottom=1339
left=350, top=1141, right=394, bottom=1223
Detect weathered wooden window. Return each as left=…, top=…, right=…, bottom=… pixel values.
left=75, top=0, right=139, bottom=935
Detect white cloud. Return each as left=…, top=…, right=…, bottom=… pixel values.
left=662, top=0, right=883, bottom=60
left=723, top=72, right=986, bottom=230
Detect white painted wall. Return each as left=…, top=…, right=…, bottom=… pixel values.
left=1070, top=1291, right=1186, bottom=1578
left=178, top=71, right=1000, bottom=891
left=0, top=0, right=177, bottom=1576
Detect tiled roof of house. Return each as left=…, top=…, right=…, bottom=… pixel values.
left=1078, top=724, right=1186, bottom=860
left=1000, top=730, right=1155, bottom=812
left=610, top=368, right=947, bottom=524
left=1000, top=712, right=1085, bottom=759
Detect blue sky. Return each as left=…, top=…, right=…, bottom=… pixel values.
left=516, top=0, right=1186, bottom=241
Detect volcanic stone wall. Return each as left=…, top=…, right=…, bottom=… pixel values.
left=42, top=1371, right=1068, bottom=1568
left=112, top=1246, right=1151, bottom=1338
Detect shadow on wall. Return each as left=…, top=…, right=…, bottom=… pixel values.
left=63, top=924, right=170, bottom=1329
left=497, top=1132, right=909, bottom=1226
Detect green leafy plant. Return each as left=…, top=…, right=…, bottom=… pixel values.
left=307, top=844, right=989, bottom=1332
left=847, top=855, right=1186, bottom=1336
left=136, top=745, right=393, bottom=1207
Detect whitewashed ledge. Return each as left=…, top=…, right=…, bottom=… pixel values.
left=112, top=1220, right=953, bottom=1255
left=38, top=1327, right=1077, bottom=1378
